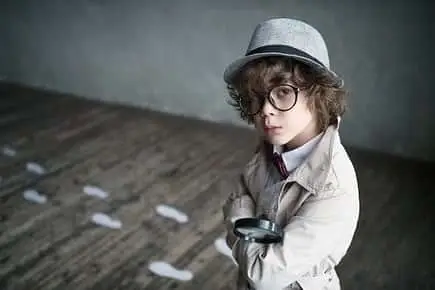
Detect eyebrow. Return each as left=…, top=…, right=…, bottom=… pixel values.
left=269, top=73, right=295, bottom=85
left=266, top=79, right=297, bottom=91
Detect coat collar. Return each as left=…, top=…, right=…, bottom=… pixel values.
left=251, top=118, right=341, bottom=195
left=288, top=123, right=340, bottom=194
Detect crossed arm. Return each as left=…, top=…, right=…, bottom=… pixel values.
left=222, top=180, right=359, bottom=289
left=222, top=173, right=256, bottom=249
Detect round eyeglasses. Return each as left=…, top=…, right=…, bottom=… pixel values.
left=238, top=84, right=299, bottom=116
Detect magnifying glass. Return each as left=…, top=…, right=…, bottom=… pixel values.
left=233, top=217, right=283, bottom=244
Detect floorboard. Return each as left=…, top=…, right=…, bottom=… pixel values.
left=0, top=83, right=434, bottom=290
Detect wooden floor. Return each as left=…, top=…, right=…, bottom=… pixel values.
left=0, top=83, right=434, bottom=290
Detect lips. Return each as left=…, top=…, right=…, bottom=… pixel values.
left=264, top=125, right=280, bottom=129
left=264, top=123, right=281, bottom=129
left=263, top=125, right=282, bottom=134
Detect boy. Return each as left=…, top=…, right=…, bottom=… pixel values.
left=222, top=18, right=360, bottom=290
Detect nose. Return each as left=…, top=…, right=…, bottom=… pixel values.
left=261, top=97, right=276, bottom=116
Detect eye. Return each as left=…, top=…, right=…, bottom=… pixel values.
left=272, top=86, right=294, bottom=101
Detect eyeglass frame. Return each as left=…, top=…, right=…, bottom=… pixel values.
left=238, top=84, right=300, bottom=117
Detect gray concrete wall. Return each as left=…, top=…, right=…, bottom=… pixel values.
left=1, top=0, right=434, bottom=162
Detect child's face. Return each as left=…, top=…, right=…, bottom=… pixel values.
left=252, top=83, right=318, bottom=148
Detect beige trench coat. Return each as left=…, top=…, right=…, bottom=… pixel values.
left=222, top=122, right=360, bottom=290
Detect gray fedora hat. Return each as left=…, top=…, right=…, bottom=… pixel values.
left=223, top=18, right=343, bottom=86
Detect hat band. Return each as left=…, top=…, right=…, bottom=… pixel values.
left=246, top=44, right=325, bottom=68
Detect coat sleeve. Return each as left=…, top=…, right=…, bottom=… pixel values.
left=222, top=172, right=256, bottom=249
left=233, top=188, right=359, bottom=289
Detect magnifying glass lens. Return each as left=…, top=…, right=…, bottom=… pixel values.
left=233, top=218, right=284, bottom=244
left=238, top=227, right=272, bottom=238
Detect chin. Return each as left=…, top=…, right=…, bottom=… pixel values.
left=265, top=135, right=292, bottom=146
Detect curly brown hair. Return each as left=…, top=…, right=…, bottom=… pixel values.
left=225, top=56, right=347, bottom=132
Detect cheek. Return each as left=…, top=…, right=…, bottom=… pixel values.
left=282, top=106, right=313, bottom=129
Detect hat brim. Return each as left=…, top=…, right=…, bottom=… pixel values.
left=223, top=52, right=343, bottom=86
